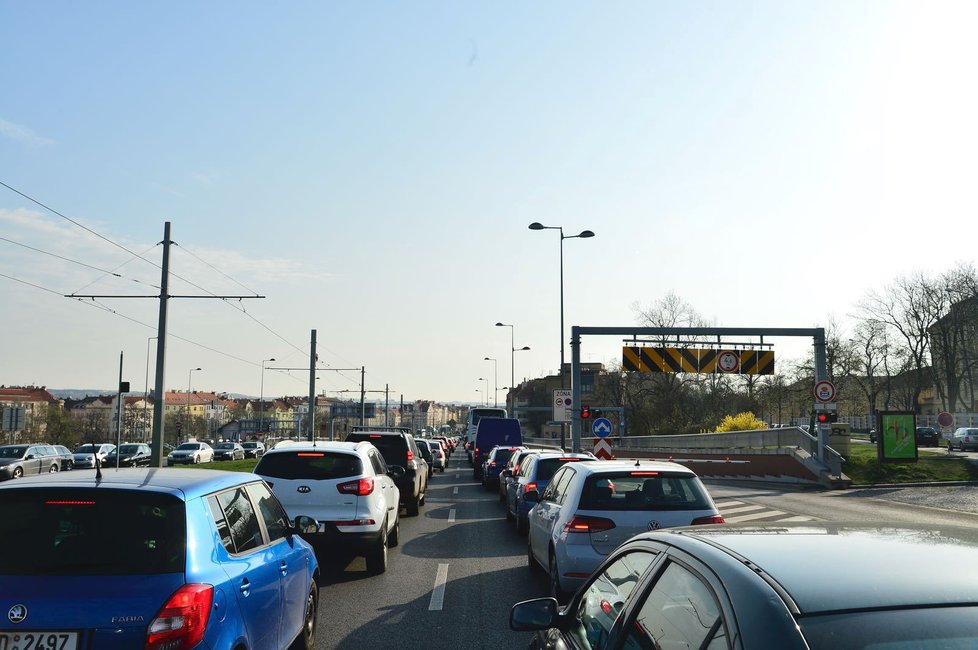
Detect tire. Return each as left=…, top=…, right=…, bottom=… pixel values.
left=193, top=455, right=200, bottom=464
left=419, top=489, right=426, bottom=506
left=389, top=515, right=400, bottom=548
left=406, top=496, right=420, bottom=517
left=49, top=464, right=58, bottom=473
left=527, top=539, right=541, bottom=572
left=65, top=461, right=73, bottom=471
left=288, top=582, right=318, bottom=650
left=505, top=507, right=515, bottom=522
left=365, top=521, right=389, bottom=575
left=549, top=552, right=567, bottom=604
left=516, top=514, right=529, bottom=536
left=12, top=467, right=23, bottom=479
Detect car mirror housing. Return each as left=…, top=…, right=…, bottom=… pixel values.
left=523, top=489, right=540, bottom=503
left=293, top=515, right=319, bottom=535
left=510, top=597, right=559, bottom=631
left=388, top=465, right=407, bottom=480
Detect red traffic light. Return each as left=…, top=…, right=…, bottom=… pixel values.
left=816, top=412, right=838, bottom=424
left=580, top=406, right=591, bottom=419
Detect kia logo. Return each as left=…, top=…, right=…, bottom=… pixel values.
left=647, top=521, right=661, bottom=531
left=297, top=486, right=311, bottom=494
left=8, top=604, right=27, bottom=624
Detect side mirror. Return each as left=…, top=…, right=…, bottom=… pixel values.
left=523, top=489, right=540, bottom=503
left=388, top=465, right=406, bottom=480
left=293, top=515, right=319, bottom=535
left=510, top=597, right=558, bottom=631
left=25, top=454, right=35, bottom=460
left=501, top=469, right=512, bottom=478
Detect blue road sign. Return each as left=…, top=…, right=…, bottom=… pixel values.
left=592, top=417, right=613, bottom=438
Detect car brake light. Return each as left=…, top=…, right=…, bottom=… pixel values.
left=369, top=434, right=382, bottom=438
left=337, top=478, right=375, bottom=496
left=630, top=471, right=659, bottom=476
left=564, top=515, right=616, bottom=533
left=691, top=514, right=725, bottom=525
left=525, top=482, right=537, bottom=492
left=146, top=583, right=213, bottom=650
left=297, top=453, right=324, bottom=457
left=600, top=599, right=614, bottom=616
left=45, top=500, right=96, bottom=506
left=489, top=462, right=496, bottom=468
left=335, top=518, right=376, bottom=526
left=407, top=450, right=415, bottom=461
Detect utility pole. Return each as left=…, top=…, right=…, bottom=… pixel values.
left=67, top=222, right=264, bottom=467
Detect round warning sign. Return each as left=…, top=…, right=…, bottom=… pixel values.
left=938, top=411, right=954, bottom=428
left=813, top=380, right=836, bottom=403
left=717, top=351, right=740, bottom=373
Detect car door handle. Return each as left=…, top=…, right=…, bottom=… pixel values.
left=239, top=579, right=251, bottom=596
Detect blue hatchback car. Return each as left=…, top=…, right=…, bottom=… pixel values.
left=505, top=451, right=594, bottom=534
left=0, top=468, right=320, bottom=649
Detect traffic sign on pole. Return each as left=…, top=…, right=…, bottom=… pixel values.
left=591, top=417, right=613, bottom=438
left=813, top=380, right=836, bottom=403
left=593, top=438, right=614, bottom=460
left=553, top=389, right=573, bottom=422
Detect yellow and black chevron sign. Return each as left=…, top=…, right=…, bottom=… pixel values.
left=622, top=347, right=774, bottom=375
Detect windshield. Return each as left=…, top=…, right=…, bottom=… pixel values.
left=242, top=442, right=259, bottom=448
left=0, top=488, right=185, bottom=576
left=176, top=443, right=200, bottom=450
left=118, top=445, right=142, bottom=454
left=73, top=445, right=100, bottom=454
left=215, top=443, right=234, bottom=449
left=0, top=446, right=27, bottom=459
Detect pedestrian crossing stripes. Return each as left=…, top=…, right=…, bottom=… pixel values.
left=713, top=499, right=818, bottom=524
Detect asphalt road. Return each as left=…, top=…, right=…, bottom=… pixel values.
left=312, top=450, right=548, bottom=649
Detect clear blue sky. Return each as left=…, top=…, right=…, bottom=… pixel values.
left=3, top=1, right=977, bottom=403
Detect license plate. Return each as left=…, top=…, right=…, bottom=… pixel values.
left=0, top=631, right=78, bottom=650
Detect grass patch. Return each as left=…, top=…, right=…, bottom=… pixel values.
left=176, top=459, right=259, bottom=472
left=843, top=444, right=978, bottom=484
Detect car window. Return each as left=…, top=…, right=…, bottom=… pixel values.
left=369, top=451, right=387, bottom=475
left=544, top=466, right=573, bottom=503
left=575, top=551, right=657, bottom=649
left=519, top=456, right=537, bottom=477
left=255, top=451, right=363, bottom=480
left=537, top=457, right=585, bottom=481
left=208, top=495, right=235, bottom=553
left=346, top=433, right=406, bottom=465
left=579, top=473, right=713, bottom=511
left=247, top=481, right=289, bottom=542
left=215, top=487, right=264, bottom=554
left=0, top=487, right=185, bottom=576
left=622, top=561, right=728, bottom=650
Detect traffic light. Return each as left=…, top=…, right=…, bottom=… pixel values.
left=816, top=412, right=838, bottom=424
left=580, top=405, right=591, bottom=419
left=592, top=408, right=603, bottom=419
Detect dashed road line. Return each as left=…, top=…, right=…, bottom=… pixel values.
left=448, top=508, right=456, bottom=523
left=453, top=487, right=459, bottom=495
left=428, top=563, right=449, bottom=610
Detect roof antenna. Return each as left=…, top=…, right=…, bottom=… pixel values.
left=634, top=458, right=641, bottom=467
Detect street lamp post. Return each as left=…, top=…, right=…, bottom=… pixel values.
left=478, top=377, right=490, bottom=406
left=483, top=357, right=498, bottom=407
left=187, top=367, right=201, bottom=440
left=259, top=358, right=276, bottom=436
left=144, top=336, right=156, bottom=442
left=528, top=223, right=594, bottom=449
left=495, top=321, right=530, bottom=405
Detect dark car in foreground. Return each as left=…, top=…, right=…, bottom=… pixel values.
left=0, top=468, right=320, bottom=650
left=513, top=523, right=978, bottom=649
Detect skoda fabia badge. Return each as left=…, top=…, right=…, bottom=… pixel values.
left=8, top=604, right=27, bottom=624
left=297, top=485, right=311, bottom=494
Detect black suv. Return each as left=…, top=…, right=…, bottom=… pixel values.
left=915, top=427, right=940, bottom=446
left=346, top=427, right=428, bottom=516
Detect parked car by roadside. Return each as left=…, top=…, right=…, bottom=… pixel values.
left=949, top=427, right=978, bottom=452
left=167, top=441, right=214, bottom=465
left=51, top=444, right=74, bottom=470
left=72, top=442, right=116, bottom=469
left=254, top=440, right=403, bottom=574
left=104, top=443, right=152, bottom=467
left=915, top=426, right=940, bottom=446
left=0, top=468, right=321, bottom=649
left=513, top=523, right=978, bottom=649
left=212, top=442, right=246, bottom=461
left=241, top=440, right=266, bottom=458
left=0, top=444, right=64, bottom=480
left=526, top=459, right=724, bottom=601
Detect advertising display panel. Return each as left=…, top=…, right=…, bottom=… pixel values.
left=877, top=411, right=918, bottom=463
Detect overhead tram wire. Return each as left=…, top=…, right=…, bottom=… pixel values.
left=0, top=237, right=160, bottom=289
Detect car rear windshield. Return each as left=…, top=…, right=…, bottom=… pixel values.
left=579, top=472, right=712, bottom=511
left=537, top=457, right=584, bottom=481
left=256, top=451, right=364, bottom=480
left=0, top=488, right=185, bottom=576
left=491, top=448, right=517, bottom=465
left=345, top=434, right=406, bottom=465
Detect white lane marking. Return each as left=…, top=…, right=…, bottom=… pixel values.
left=448, top=508, right=456, bottom=523
left=453, top=487, right=459, bottom=495
left=724, top=510, right=787, bottom=523
left=775, top=515, right=817, bottom=522
left=429, top=563, right=449, bottom=610
left=720, top=504, right=765, bottom=515
left=455, top=474, right=460, bottom=479
left=713, top=499, right=744, bottom=508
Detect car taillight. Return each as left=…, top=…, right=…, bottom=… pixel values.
left=564, top=515, right=616, bottom=533
left=337, top=478, right=375, bottom=496
left=524, top=482, right=537, bottom=493
left=146, top=583, right=213, bottom=650
left=489, top=462, right=496, bottom=467
left=690, top=514, right=725, bottom=525
left=407, top=450, right=415, bottom=461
